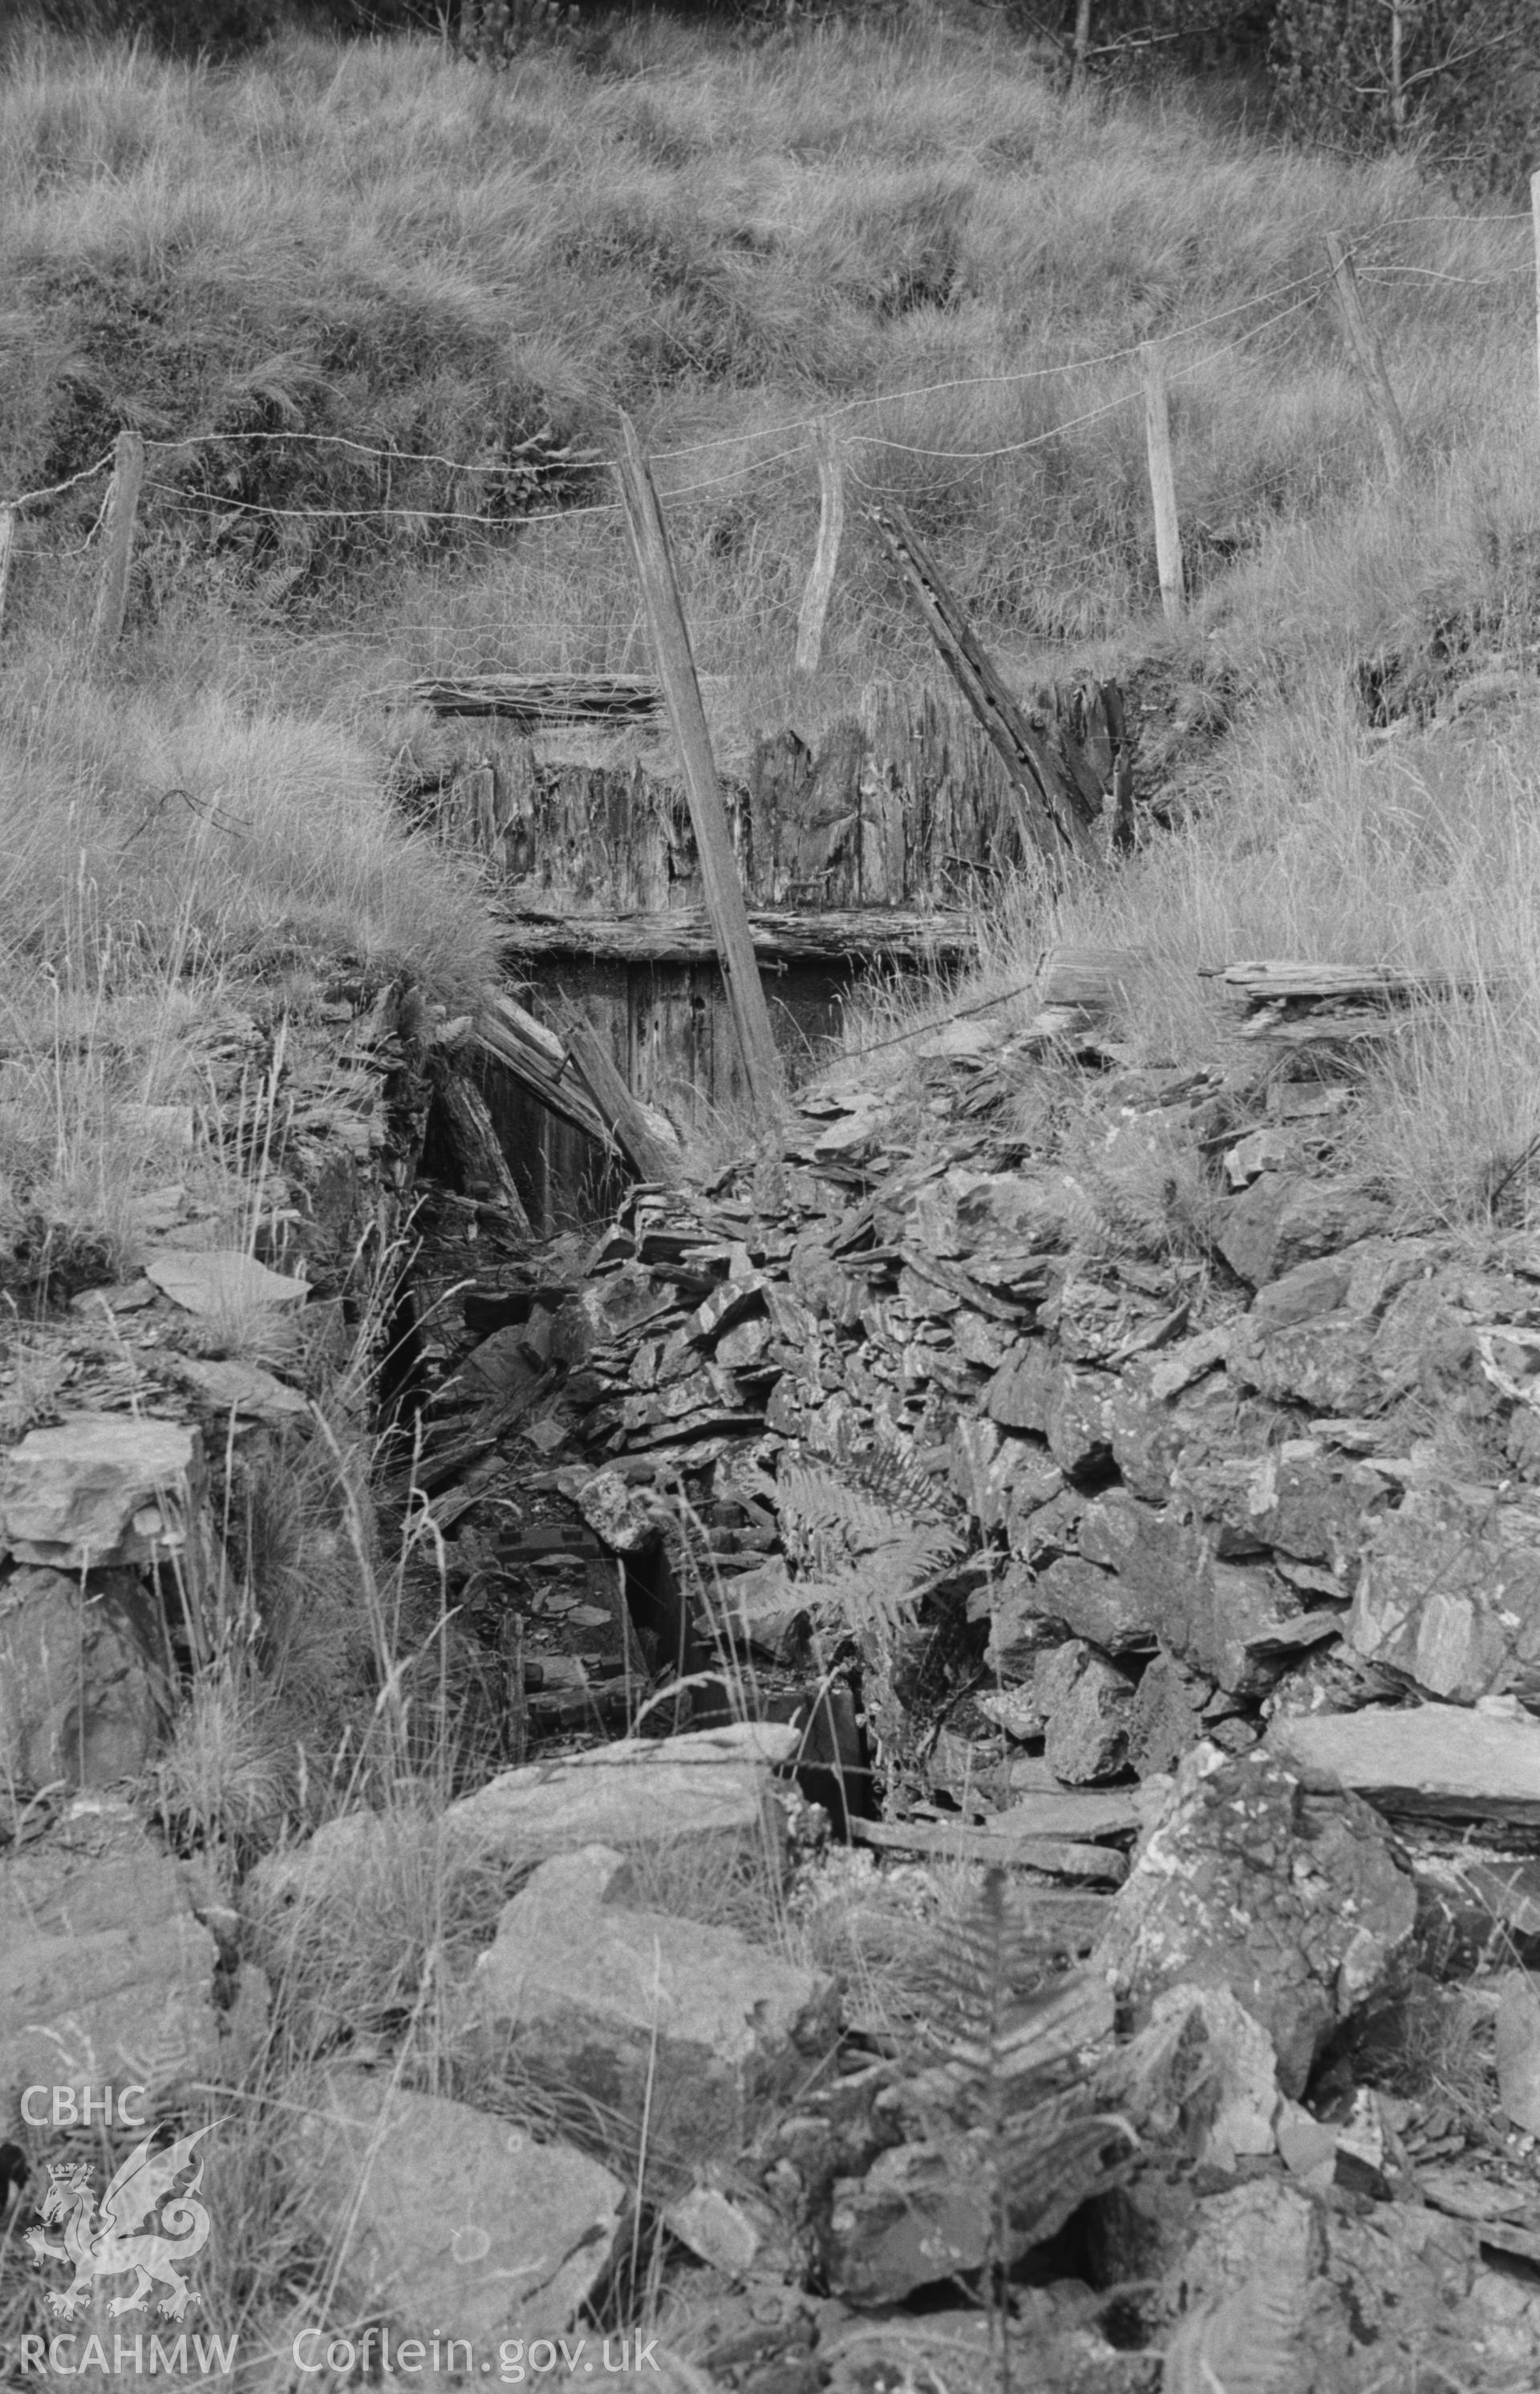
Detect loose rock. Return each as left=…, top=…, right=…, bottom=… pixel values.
left=466, top=1845, right=838, bottom=2174
left=0, top=1564, right=170, bottom=1790
left=294, top=2072, right=623, bottom=2344
left=1095, top=1744, right=1416, bottom=2095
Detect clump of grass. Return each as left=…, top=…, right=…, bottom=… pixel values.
left=152, top=1663, right=294, bottom=1871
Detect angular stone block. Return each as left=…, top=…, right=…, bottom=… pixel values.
left=466, top=1845, right=838, bottom=2175
left=1, top=1415, right=203, bottom=1571
left=0, top=1564, right=170, bottom=1791
left=1096, top=1745, right=1416, bottom=2096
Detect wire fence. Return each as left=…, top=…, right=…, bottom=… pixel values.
left=1, top=206, right=1534, bottom=658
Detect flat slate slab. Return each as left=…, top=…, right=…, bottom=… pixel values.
left=0, top=1414, right=202, bottom=1568
left=144, top=1249, right=308, bottom=1314
left=295, top=2072, right=623, bottom=2345
left=446, top=1720, right=797, bottom=1863
left=1270, top=1703, right=1540, bottom=1823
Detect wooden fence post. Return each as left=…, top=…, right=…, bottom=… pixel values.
left=1531, top=172, right=1540, bottom=427
left=614, top=411, right=787, bottom=1124
left=794, top=422, right=845, bottom=677
left=91, top=430, right=145, bottom=651
left=1140, top=340, right=1184, bottom=625
left=1071, top=0, right=1092, bottom=87
left=1325, top=234, right=1408, bottom=484
left=0, top=510, right=13, bottom=642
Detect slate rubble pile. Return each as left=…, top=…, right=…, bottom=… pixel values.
left=263, top=978, right=1540, bottom=2385
left=444, top=995, right=1540, bottom=1886
left=10, top=972, right=1540, bottom=2388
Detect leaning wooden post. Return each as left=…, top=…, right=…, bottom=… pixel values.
left=614, top=411, right=787, bottom=1123
left=0, top=510, right=13, bottom=642
left=1070, top=0, right=1092, bottom=87
left=561, top=1012, right=682, bottom=1185
left=794, top=422, right=845, bottom=677
left=1531, top=172, right=1540, bottom=427
left=865, top=500, right=1098, bottom=876
left=1140, top=340, right=1184, bottom=625
left=91, top=429, right=145, bottom=651
left=1325, top=234, right=1408, bottom=484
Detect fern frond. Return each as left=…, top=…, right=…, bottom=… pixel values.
left=1161, top=2271, right=1301, bottom=2394
left=777, top=1450, right=965, bottom=1638
left=829, top=1428, right=954, bottom=1521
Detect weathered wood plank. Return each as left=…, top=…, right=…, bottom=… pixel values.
left=562, top=1012, right=683, bottom=1185
left=414, top=672, right=663, bottom=723
left=472, top=994, right=611, bottom=1149
left=496, top=907, right=980, bottom=965
left=1217, top=959, right=1487, bottom=1003
left=431, top=1061, right=533, bottom=1229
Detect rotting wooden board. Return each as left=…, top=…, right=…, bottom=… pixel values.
left=1237, top=1007, right=1402, bottom=1045
left=853, top=1816, right=1129, bottom=1882
left=1214, top=960, right=1499, bottom=1004
left=561, top=1012, right=682, bottom=1185
left=497, top=906, right=980, bottom=964
left=473, top=995, right=611, bottom=1150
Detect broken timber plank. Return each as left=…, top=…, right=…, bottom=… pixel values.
left=1214, top=960, right=1493, bottom=1004
left=1237, top=1009, right=1400, bottom=1046
left=852, top=1815, right=1128, bottom=1882
left=865, top=500, right=1100, bottom=878
left=432, top=1061, right=533, bottom=1229
left=496, top=906, right=980, bottom=964
left=473, top=994, right=612, bottom=1150
left=412, top=672, right=663, bottom=724
left=615, top=412, right=788, bottom=1123
left=561, top=1013, right=683, bottom=1185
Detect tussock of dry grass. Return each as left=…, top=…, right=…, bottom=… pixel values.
left=1, top=670, right=500, bottom=1011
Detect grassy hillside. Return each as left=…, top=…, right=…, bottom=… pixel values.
left=3, top=4, right=1540, bottom=1238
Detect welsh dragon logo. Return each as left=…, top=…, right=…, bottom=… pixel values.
left=25, top=2122, right=221, bottom=2321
